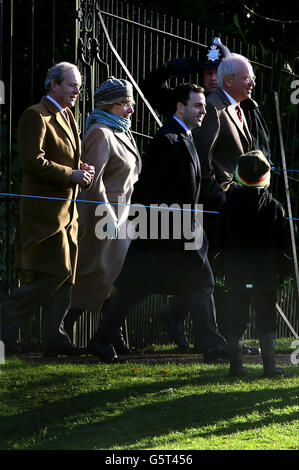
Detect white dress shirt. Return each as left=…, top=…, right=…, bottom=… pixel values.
left=173, top=115, right=192, bottom=136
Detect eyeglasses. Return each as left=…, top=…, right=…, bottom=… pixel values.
left=243, top=75, right=256, bottom=84
left=115, top=101, right=135, bottom=111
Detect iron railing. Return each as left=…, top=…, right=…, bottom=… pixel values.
left=74, top=0, right=298, bottom=346
left=1, top=0, right=298, bottom=350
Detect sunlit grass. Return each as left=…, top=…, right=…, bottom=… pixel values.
left=0, top=345, right=298, bottom=450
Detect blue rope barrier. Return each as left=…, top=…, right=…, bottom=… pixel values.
left=1, top=192, right=298, bottom=220
left=271, top=167, right=299, bottom=173
left=0, top=192, right=219, bottom=214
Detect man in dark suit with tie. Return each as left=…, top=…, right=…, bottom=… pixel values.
left=88, top=83, right=227, bottom=363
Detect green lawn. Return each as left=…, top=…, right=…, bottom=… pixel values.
left=0, top=340, right=298, bottom=450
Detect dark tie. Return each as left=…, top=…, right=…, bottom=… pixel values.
left=235, top=105, right=243, bottom=122
left=63, top=109, right=71, bottom=127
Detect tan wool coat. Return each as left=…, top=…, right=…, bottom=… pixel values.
left=71, top=122, right=141, bottom=311
left=15, top=96, right=81, bottom=283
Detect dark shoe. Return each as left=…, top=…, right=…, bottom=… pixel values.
left=1, top=321, right=23, bottom=354
left=88, top=339, right=119, bottom=364
left=242, top=344, right=261, bottom=355
left=202, top=343, right=228, bottom=361
left=259, top=332, right=284, bottom=377
left=114, top=338, right=132, bottom=355
left=226, top=336, right=248, bottom=376
left=0, top=320, right=23, bottom=354
left=263, top=367, right=284, bottom=378
left=159, top=307, right=189, bottom=350
left=43, top=344, right=87, bottom=358
left=3, top=338, right=23, bottom=354
left=228, top=365, right=248, bottom=377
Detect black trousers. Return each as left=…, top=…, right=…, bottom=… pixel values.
left=224, top=291, right=277, bottom=338
left=93, top=252, right=226, bottom=352
left=94, top=286, right=225, bottom=352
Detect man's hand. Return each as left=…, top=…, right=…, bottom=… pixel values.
left=71, top=163, right=95, bottom=188
left=71, top=169, right=93, bottom=188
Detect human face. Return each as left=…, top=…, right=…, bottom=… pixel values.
left=224, top=60, right=255, bottom=102
left=203, top=68, right=218, bottom=94
left=50, top=68, right=81, bottom=108
left=109, top=97, right=135, bottom=119
left=177, top=91, right=206, bottom=130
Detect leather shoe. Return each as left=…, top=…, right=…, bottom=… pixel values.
left=242, top=344, right=261, bottom=355
left=159, top=307, right=189, bottom=350
left=228, top=366, right=248, bottom=377
left=114, top=338, right=132, bottom=355
left=3, top=338, right=23, bottom=354
left=88, top=339, right=119, bottom=364
left=43, top=344, right=87, bottom=358
left=1, top=320, right=23, bottom=354
left=202, top=343, right=229, bottom=362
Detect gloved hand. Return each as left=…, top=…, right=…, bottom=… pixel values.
left=103, top=219, right=120, bottom=239
left=95, top=203, right=120, bottom=240
left=164, top=57, right=201, bottom=75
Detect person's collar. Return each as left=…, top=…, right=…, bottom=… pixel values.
left=221, top=89, right=239, bottom=107
left=173, top=115, right=191, bottom=135
left=46, top=95, right=64, bottom=112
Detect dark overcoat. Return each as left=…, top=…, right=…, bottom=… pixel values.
left=215, top=187, right=292, bottom=292
left=116, top=117, right=213, bottom=295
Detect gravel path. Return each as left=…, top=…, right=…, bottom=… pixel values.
left=14, top=351, right=294, bottom=366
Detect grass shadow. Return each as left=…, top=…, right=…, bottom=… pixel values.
left=1, top=361, right=298, bottom=450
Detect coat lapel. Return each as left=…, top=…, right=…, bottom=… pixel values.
left=42, top=97, right=78, bottom=152
left=169, top=118, right=200, bottom=179
left=226, top=104, right=252, bottom=146
left=169, top=118, right=201, bottom=203
left=216, top=89, right=252, bottom=146
left=66, top=108, right=81, bottom=164
left=114, top=129, right=142, bottom=172
left=181, top=132, right=201, bottom=178
left=55, top=110, right=77, bottom=151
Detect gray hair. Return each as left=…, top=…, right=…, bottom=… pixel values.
left=94, top=101, right=113, bottom=111
left=217, top=53, right=252, bottom=88
left=94, top=96, right=133, bottom=112
left=45, top=62, right=80, bottom=93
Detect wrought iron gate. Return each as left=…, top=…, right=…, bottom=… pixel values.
left=75, top=0, right=298, bottom=346
left=0, top=0, right=298, bottom=349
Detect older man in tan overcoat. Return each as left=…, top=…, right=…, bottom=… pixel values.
left=1, top=62, right=95, bottom=356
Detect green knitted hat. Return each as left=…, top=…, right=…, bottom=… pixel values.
left=235, top=150, right=271, bottom=187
